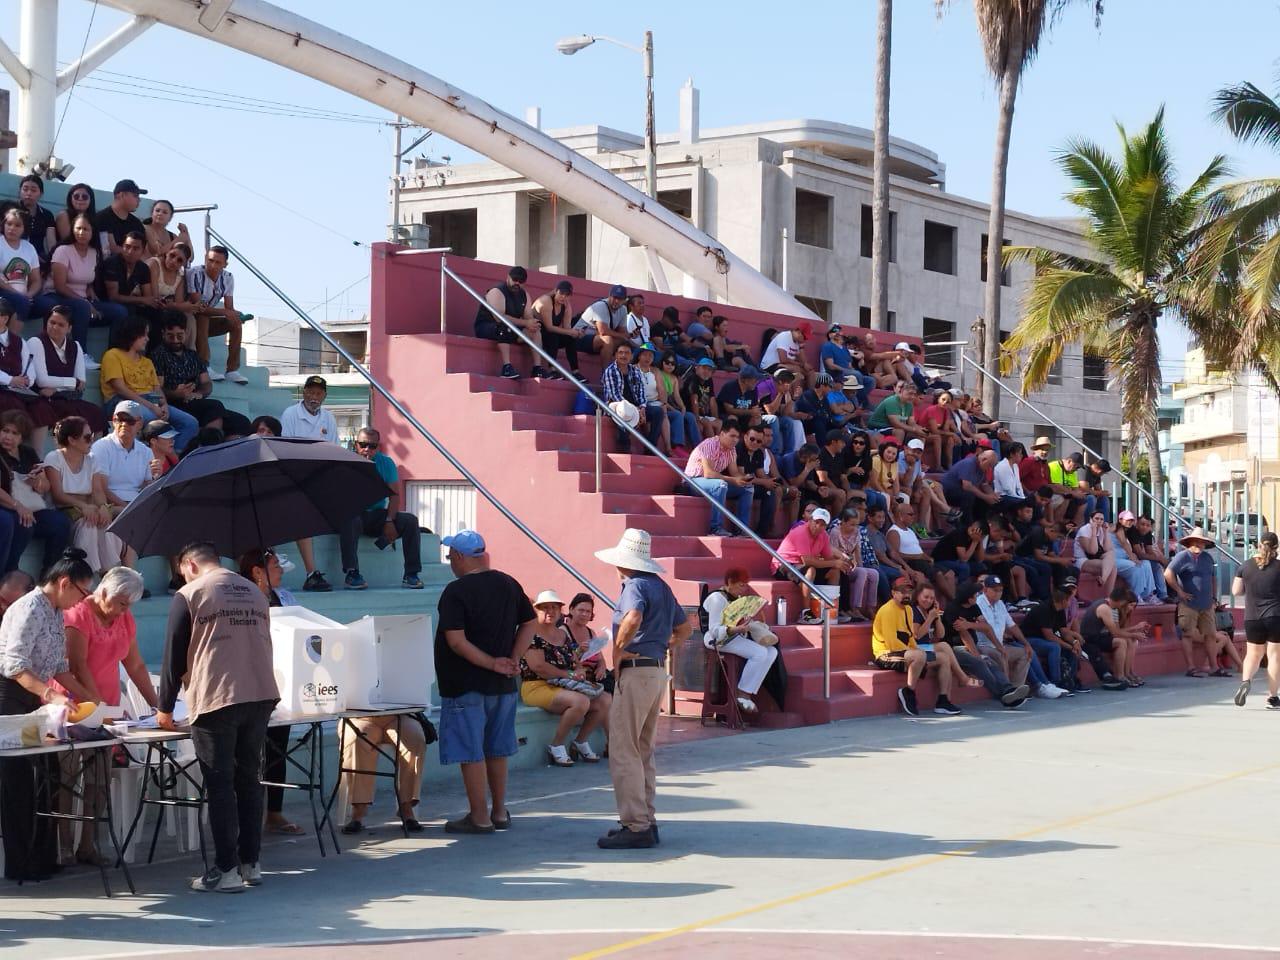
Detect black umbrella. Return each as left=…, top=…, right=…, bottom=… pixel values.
left=108, top=436, right=393, bottom=559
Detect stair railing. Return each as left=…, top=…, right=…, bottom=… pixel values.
left=441, top=257, right=837, bottom=699
left=206, top=229, right=617, bottom=611
left=962, top=352, right=1246, bottom=574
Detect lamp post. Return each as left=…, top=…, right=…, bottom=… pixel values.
left=556, top=31, right=657, bottom=199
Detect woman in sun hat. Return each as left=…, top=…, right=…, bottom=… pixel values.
left=519, top=589, right=612, bottom=767
left=594, top=528, right=691, bottom=850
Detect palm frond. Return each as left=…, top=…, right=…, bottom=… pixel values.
left=1057, top=138, right=1133, bottom=265
left=1212, top=81, right=1280, bottom=149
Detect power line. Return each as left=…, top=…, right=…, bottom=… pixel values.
left=51, top=0, right=98, bottom=152
left=76, top=78, right=388, bottom=125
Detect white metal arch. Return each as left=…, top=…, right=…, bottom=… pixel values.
left=70, top=0, right=814, bottom=319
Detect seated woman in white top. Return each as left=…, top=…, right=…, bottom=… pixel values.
left=702, top=568, right=780, bottom=716
left=26, top=304, right=105, bottom=435
left=44, top=415, right=123, bottom=575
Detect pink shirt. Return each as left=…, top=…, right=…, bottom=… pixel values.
left=51, top=244, right=99, bottom=299
left=773, top=523, right=832, bottom=572
left=684, top=436, right=734, bottom=479
left=62, top=599, right=135, bottom=706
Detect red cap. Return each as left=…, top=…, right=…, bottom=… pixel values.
left=796, top=321, right=814, bottom=339
left=891, top=577, right=913, bottom=591
left=976, top=437, right=993, bottom=448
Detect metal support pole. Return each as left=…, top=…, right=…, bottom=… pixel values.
left=17, top=0, right=58, bottom=173
left=209, top=230, right=616, bottom=609
left=595, top=406, right=603, bottom=494
left=438, top=252, right=447, bottom=334
left=390, top=116, right=403, bottom=241
left=643, top=30, right=656, bottom=199
left=822, top=617, right=831, bottom=700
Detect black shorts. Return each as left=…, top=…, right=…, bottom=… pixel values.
left=475, top=317, right=518, bottom=344
left=1083, top=633, right=1114, bottom=654
left=1244, top=617, right=1280, bottom=644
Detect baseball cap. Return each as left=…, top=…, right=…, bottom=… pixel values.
left=303, top=375, right=328, bottom=391
left=891, top=577, right=913, bottom=591
left=113, top=178, right=147, bottom=196
left=696, top=357, right=715, bottom=368
left=141, top=420, right=177, bottom=442
left=1118, top=510, right=1136, bottom=522
left=1066, top=451, right=1084, bottom=463
left=636, top=342, right=656, bottom=357
left=906, top=438, right=925, bottom=450
left=738, top=366, right=762, bottom=380
left=829, top=324, right=842, bottom=333
left=894, top=341, right=911, bottom=351
left=112, top=399, right=147, bottom=421
left=981, top=575, right=1003, bottom=588
left=814, top=373, right=835, bottom=386
left=443, top=529, right=486, bottom=557
left=796, top=321, right=814, bottom=339
left=609, top=284, right=627, bottom=298
left=811, top=508, right=832, bottom=524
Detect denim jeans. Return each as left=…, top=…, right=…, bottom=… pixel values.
left=5, top=507, right=71, bottom=574
left=30, top=293, right=125, bottom=351
left=754, top=486, right=777, bottom=537
left=953, top=647, right=1012, bottom=699
left=1117, top=552, right=1156, bottom=598
left=1012, top=556, right=1052, bottom=601
left=0, top=288, right=31, bottom=321
left=761, top=414, right=802, bottom=456
left=1010, top=638, right=1049, bottom=686
left=1148, top=560, right=1168, bottom=599
left=1027, top=634, right=1063, bottom=684
left=339, top=507, right=422, bottom=578
left=686, top=477, right=754, bottom=534
left=932, top=559, right=972, bottom=582
left=665, top=409, right=699, bottom=448
left=189, top=699, right=274, bottom=873
left=103, top=394, right=200, bottom=452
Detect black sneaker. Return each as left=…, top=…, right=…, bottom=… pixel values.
left=608, top=822, right=660, bottom=844
left=572, top=370, right=589, bottom=383
left=1100, top=674, right=1128, bottom=691
left=1235, top=679, right=1251, bottom=707
left=897, top=686, right=919, bottom=717
left=597, top=826, right=656, bottom=849
left=1268, top=696, right=1280, bottom=710
left=530, top=365, right=548, bottom=379
left=933, top=696, right=961, bottom=716
left=543, top=368, right=566, bottom=381
left=500, top=364, right=521, bottom=380
left=303, top=570, right=333, bottom=592
left=1000, top=684, right=1031, bottom=706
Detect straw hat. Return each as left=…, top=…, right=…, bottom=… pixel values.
left=1179, top=527, right=1215, bottom=548
left=533, top=590, right=565, bottom=608
left=1032, top=436, right=1054, bottom=450
left=594, top=528, right=665, bottom=574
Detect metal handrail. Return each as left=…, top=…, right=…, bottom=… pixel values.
left=960, top=351, right=1245, bottom=568
left=444, top=260, right=837, bottom=697
left=207, top=228, right=617, bottom=611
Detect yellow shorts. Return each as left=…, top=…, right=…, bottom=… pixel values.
left=520, top=679, right=560, bottom=711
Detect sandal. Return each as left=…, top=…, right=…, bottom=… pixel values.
left=1185, top=669, right=1208, bottom=678
left=266, top=821, right=306, bottom=836
left=444, top=814, right=495, bottom=835
left=1210, top=667, right=1233, bottom=678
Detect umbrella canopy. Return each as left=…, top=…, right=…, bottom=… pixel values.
left=108, top=436, right=392, bottom=559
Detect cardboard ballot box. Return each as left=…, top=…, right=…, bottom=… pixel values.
left=271, top=606, right=349, bottom=715
left=344, top=614, right=435, bottom=709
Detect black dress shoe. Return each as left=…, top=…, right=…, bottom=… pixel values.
left=400, top=816, right=424, bottom=833
left=598, top=826, right=656, bottom=849
left=341, top=819, right=364, bottom=835
left=608, top=822, right=659, bottom=844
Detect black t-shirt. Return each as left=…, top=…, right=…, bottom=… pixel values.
left=817, top=448, right=845, bottom=484
left=735, top=441, right=764, bottom=477
left=941, top=599, right=982, bottom=648
left=716, top=381, right=758, bottom=413
left=931, top=528, right=973, bottom=562
left=1238, top=559, right=1280, bottom=622
left=1020, top=601, right=1066, bottom=639
left=93, top=207, right=145, bottom=250
left=1127, top=528, right=1154, bottom=551
left=684, top=377, right=715, bottom=416
left=22, top=203, right=55, bottom=261
left=1016, top=525, right=1050, bottom=559
left=95, top=254, right=151, bottom=300
left=434, top=569, right=536, bottom=698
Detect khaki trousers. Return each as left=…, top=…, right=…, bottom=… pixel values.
left=342, top=715, right=426, bottom=808
left=609, top=665, right=667, bottom=832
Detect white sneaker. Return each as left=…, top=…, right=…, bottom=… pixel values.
left=735, top=696, right=759, bottom=715
left=1036, top=683, right=1066, bottom=700
left=191, top=868, right=245, bottom=893
left=84, top=353, right=101, bottom=371
left=209, top=370, right=226, bottom=382
left=238, top=862, right=262, bottom=886
left=225, top=370, right=249, bottom=385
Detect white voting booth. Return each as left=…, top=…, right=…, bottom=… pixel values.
left=270, top=608, right=434, bottom=714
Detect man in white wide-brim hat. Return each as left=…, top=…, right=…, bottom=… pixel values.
left=593, top=528, right=691, bottom=850
left=1166, top=527, right=1234, bottom=677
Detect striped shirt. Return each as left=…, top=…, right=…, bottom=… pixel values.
left=684, top=436, right=734, bottom=479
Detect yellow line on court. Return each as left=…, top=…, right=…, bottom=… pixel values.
left=570, top=759, right=1280, bottom=960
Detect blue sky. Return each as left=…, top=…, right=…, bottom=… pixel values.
left=3, top=0, right=1278, bottom=371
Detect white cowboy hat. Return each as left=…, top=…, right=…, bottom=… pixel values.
left=1179, top=526, right=1215, bottom=548
left=594, top=528, right=666, bottom=574
left=609, top=400, right=640, bottom=427
left=533, top=589, right=565, bottom=608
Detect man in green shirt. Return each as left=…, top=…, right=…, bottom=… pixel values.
left=868, top=381, right=927, bottom=446
left=1047, top=451, right=1088, bottom=525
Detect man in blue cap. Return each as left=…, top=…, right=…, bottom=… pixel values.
left=435, top=529, right=536, bottom=834
left=572, top=284, right=630, bottom=363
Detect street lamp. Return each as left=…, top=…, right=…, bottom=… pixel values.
left=556, top=31, right=657, bottom=199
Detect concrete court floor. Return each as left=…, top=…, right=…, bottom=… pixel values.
left=4, top=677, right=1280, bottom=960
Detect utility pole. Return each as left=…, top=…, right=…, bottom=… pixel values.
left=388, top=116, right=433, bottom=243
left=643, top=30, right=656, bottom=198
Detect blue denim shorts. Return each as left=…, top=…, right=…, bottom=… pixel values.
left=437, top=691, right=519, bottom=765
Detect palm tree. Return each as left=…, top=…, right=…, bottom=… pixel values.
left=1193, top=81, right=1280, bottom=367
left=869, top=0, right=892, bottom=331
left=1000, top=108, right=1234, bottom=515
left=939, top=0, right=1102, bottom=416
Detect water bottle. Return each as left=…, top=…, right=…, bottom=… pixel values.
left=776, top=597, right=788, bottom=626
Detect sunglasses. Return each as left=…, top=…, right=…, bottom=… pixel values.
left=356, top=441, right=379, bottom=450
left=71, top=192, right=90, bottom=200
left=79, top=432, right=93, bottom=441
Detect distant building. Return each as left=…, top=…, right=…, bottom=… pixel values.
left=395, top=83, right=1122, bottom=459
